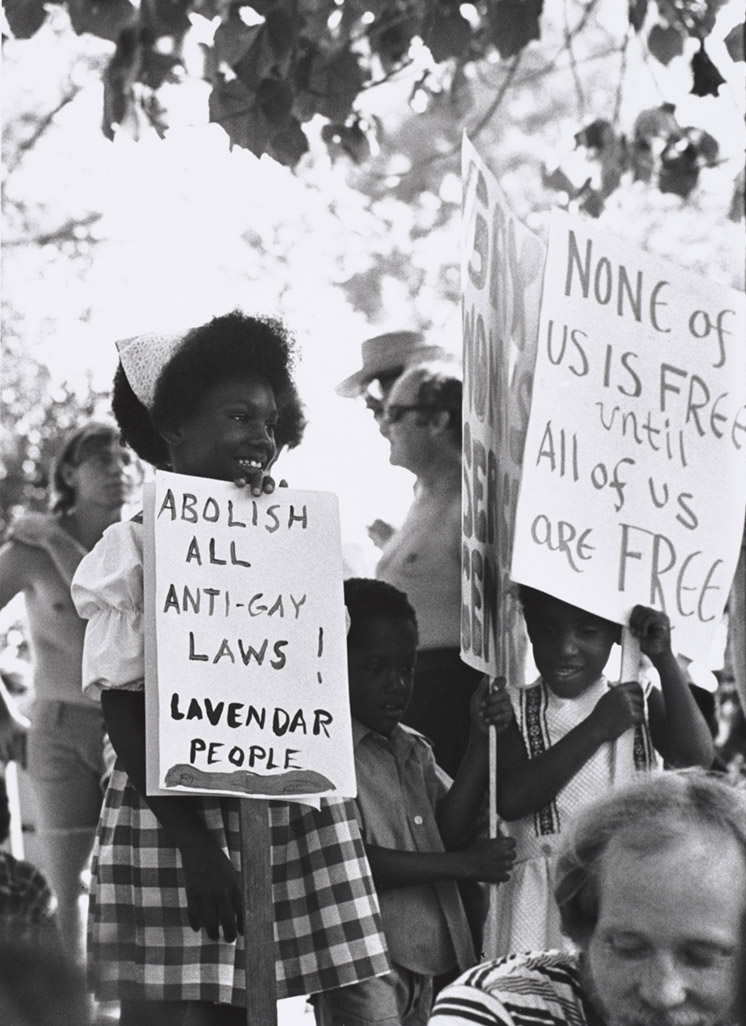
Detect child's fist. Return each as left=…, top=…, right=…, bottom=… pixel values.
left=471, top=676, right=513, bottom=738
left=629, top=604, right=673, bottom=661
left=462, top=835, right=517, bottom=883
left=590, top=681, right=645, bottom=742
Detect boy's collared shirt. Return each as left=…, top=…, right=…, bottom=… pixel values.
left=351, top=718, right=476, bottom=975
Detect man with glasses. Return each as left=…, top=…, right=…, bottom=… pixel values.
left=375, top=363, right=483, bottom=780
left=336, top=329, right=457, bottom=555
left=335, top=330, right=451, bottom=433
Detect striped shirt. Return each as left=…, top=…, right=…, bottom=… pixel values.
left=429, top=951, right=602, bottom=1026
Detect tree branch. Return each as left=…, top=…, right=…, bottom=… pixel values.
left=2, top=213, right=104, bottom=248
left=564, top=0, right=586, bottom=115
left=613, top=27, right=631, bottom=126
left=468, top=52, right=523, bottom=139
left=5, top=86, right=83, bottom=176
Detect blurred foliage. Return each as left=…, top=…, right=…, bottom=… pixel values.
left=0, top=325, right=110, bottom=537
left=2, top=0, right=743, bottom=212
left=1, top=0, right=743, bottom=546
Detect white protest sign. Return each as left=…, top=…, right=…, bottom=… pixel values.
left=461, top=134, right=546, bottom=678
left=512, top=208, right=746, bottom=661
left=143, top=470, right=356, bottom=799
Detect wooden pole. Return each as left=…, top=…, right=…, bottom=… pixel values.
left=240, top=800, right=277, bottom=1026
left=620, top=625, right=641, bottom=683
left=485, top=675, right=501, bottom=961
left=610, top=626, right=641, bottom=782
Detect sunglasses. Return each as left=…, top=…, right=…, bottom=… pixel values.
left=381, top=404, right=439, bottom=424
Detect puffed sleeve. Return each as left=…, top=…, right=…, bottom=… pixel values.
left=71, top=521, right=145, bottom=698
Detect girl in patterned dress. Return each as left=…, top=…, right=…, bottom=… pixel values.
left=490, top=585, right=714, bottom=958
left=71, top=312, right=390, bottom=1026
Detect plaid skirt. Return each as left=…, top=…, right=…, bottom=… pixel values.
left=88, top=765, right=390, bottom=1005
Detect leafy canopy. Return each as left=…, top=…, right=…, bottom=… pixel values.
left=3, top=0, right=742, bottom=212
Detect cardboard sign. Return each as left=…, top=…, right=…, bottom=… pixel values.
left=512, top=209, right=746, bottom=661
left=143, top=471, right=356, bottom=799
left=460, top=134, right=546, bottom=678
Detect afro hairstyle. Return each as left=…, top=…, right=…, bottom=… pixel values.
left=112, top=310, right=306, bottom=467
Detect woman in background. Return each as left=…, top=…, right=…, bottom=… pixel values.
left=0, top=421, right=134, bottom=959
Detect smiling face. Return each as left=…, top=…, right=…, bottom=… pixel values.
left=584, top=825, right=745, bottom=1026
left=162, top=375, right=278, bottom=482
left=524, top=594, right=619, bottom=698
left=347, top=615, right=418, bottom=737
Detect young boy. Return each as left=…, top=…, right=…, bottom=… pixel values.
left=313, top=578, right=516, bottom=1026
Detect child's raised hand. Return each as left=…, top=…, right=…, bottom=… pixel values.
left=460, top=835, right=517, bottom=883
left=471, top=675, right=513, bottom=738
left=628, top=604, right=673, bottom=661
left=589, top=681, right=646, bottom=743
left=179, top=837, right=244, bottom=943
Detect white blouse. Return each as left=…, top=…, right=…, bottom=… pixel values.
left=71, top=521, right=146, bottom=697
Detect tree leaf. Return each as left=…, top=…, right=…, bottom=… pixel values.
left=370, top=8, right=421, bottom=71
left=695, top=0, right=729, bottom=40
left=268, top=116, right=309, bottom=166
left=425, top=5, right=472, bottom=62
left=3, top=0, right=48, bottom=40
left=144, top=0, right=191, bottom=37
left=256, top=77, right=294, bottom=128
left=690, top=43, right=726, bottom=97
left=682, top=125, right=719, bottom=166
left=633, top=102, right=680, bottom=145
left=67, top=0, right=137, bottom=43
left=487, top=0, right=544, bottom=59
left=724, top=23, right=744, bottom=63
left=308, top=49, right=364, bottom=121
left=659, top=136, right=700, bottom=196
left=728, top=168, right=744, bottom=222
left=630, top=140, right=655, bottom=182
left=213, top=14, right=262, bottom=69
left=321, top=119, right=371, bottom=163
left=647, top=22, right=684, bottom=65
left=265, top=4, right=296, bottom=65
left=234, top=25, right=277, bottom=91
left=577, top=183, right=605, bottom=217
left=542, top=164, right=579, bottom=197
left=574, top=118, right=613, bottom=150
left=658, top=159, right=699, bottom=197
left=102, top=26, right=141, bottom=139
left=140, top=50, right=183, bottom=90
left=209, top=77, right=272, bottom=154
left=297, top=0, right=337, bottom=46
left=628, top=0, right=648, bottom=33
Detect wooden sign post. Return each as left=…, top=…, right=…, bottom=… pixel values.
left=143, top=472, right=357, bottom=1023
left=461, top=137, right=746, bottom=955
left=241, top=803, right=276, bottom=1025
left=460, top=134, right=547, bottom=958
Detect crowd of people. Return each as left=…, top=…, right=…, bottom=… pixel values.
left=0, top=311, right=743, bottom=1026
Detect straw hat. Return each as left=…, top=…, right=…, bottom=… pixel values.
left=335, top=331, right=450, bottom=398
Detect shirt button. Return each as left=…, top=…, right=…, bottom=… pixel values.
left=413, top=815, right=424, bottom=825
left=541, top=843, right=553, bottom=856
